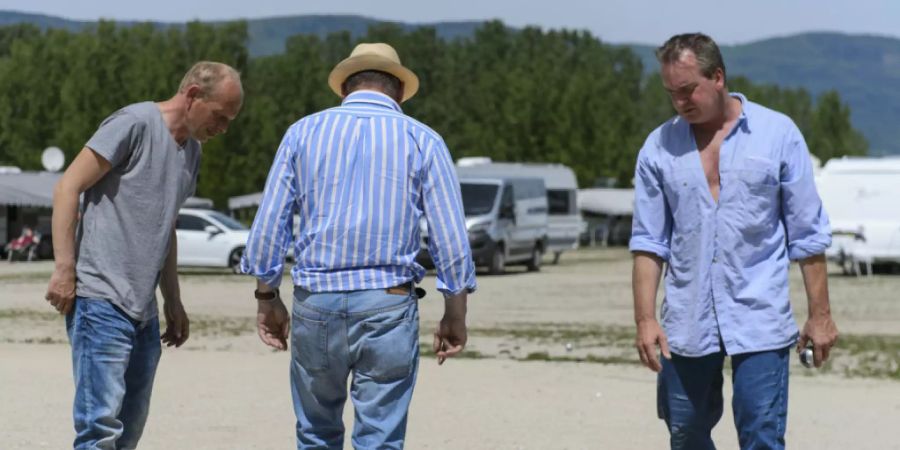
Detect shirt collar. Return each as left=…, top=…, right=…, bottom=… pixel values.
left=341, top=90, right=403, bottom=112
left=731, top=92, right=751, bottom=132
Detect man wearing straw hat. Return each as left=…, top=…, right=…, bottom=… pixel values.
left=242, top=43, right=476, bottom=449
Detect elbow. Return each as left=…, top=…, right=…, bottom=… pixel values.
left=52, top=178, right=79, bottom=207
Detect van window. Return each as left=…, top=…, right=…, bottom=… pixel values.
left=548, top=189, right=575, bottom=215
left=501, top=186, right=514, bottom=208
left=511, top=179, right=545, bottom=200
left=460, top=183, right=499, bottom=216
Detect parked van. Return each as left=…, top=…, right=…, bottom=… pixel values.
left=418, top=173, right=549, bottom=274
left=454, top=159, right=583, bottom=263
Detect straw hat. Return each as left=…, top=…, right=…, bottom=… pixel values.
left=328, top=43, right=420, bottom=102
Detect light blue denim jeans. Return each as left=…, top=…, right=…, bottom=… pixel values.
left=290, top=287, right=420, bottom=450
left=657, top=346, right=790, bottom=450
left=66, top=297, right=161, bottom=450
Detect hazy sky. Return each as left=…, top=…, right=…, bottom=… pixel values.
left=6, top=0, right=900, bottom=45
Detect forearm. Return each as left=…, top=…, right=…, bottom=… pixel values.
left=633, top=252, right=663, bottom=324
left=50, top=182, right=81, bottom=270
left=799, top=253, right=831, bottom=317
left=443, top=292, right=467, bottom=319
left=256, top=278, right=277, bottom=294
left=159, top=228, right=181, bottom=303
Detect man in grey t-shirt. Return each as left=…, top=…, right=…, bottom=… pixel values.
left=45, top=61, right=243, bottom=449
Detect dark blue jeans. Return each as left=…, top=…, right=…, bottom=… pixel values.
left=66, top=297, right=161, bottom=450
left=657, top=346, right=790, bottom=450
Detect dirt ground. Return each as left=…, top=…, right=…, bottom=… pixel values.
left=1, top=247, right=898, bottom=449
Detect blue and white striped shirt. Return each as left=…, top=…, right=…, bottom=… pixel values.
left=242, top=90, right=476, bottom=296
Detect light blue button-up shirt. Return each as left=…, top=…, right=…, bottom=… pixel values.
left=242, top=90, right=477, bottom=296
left=629, top=94, right=831, bottom=357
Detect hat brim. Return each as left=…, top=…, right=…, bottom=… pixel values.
left=328, top=55, right=420, bottom=102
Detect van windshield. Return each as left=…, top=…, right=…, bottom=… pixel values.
left=460, top=183, right=499, bottom=216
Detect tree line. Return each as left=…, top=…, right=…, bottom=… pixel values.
left=0, top=20, right=867, bottom=207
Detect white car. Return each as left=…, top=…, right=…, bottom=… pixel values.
left=175, top=208, right=249, bottom=273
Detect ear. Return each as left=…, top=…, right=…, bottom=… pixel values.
left=340, top=82, right=349, bottom=99
left=396, top=81, right=405, bottom=103
left=713, top=68, right=726, bottom=89
left=185, top=84, right=202, bottom=108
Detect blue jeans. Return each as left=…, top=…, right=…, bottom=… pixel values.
left=66, top=297, right=161, bottom=450
left=290, top=287, right=420, bottom=450
left=657, top=346, right=790, bottom=450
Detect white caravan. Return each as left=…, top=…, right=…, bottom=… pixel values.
left=816, top=156, right=900, bottom=274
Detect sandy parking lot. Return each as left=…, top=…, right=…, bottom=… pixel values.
left=1, top=248, right=898, bottom=449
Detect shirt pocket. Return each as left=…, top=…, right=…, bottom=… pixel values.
left=736, top=157, right=779, bottom=232
left=663, top=169, right=702, bottom=233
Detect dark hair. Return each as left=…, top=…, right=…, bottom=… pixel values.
left=343, top=70, right=402, bottom=100
left=656, top=33, right=726, bottom=83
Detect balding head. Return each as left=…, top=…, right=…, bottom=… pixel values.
left=178, top=61, right=243, bottom=103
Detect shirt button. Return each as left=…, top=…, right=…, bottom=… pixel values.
left=712, top=257, right=718, bottom=263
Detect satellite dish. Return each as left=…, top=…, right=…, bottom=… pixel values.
left=41, top=146, right=65, bottom=172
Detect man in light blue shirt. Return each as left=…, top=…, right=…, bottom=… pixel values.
left=630, top=33, right=839, bottom=450
left=242, top=43, right=475, bottom=449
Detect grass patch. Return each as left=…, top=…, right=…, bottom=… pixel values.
left=829, top=334, right=900, bottom=380
left=0, top=309, right=60, bottom=320
left=468, top=324, right=634, bottom=346
left=419, top=347, right=485, bottom=359
left=178, top=316, right=255, bottom=337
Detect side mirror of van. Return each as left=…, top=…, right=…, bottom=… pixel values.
left=500, top=204, right=515, bottom=221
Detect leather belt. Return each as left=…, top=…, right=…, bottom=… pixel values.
left=385, top=282, right=426, bottom=299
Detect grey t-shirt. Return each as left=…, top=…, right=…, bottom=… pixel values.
left=76, top=102, right=201, bottom=321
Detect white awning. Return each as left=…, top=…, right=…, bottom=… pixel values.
left=0, top=172, right=61, bottom=208
left=228, top=192, right=263, bottom=210
left=577, top=188, right=634, bottom=216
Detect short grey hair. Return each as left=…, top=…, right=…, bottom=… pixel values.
left=656, top=33, right=726, bottom=83
left=178, top=61, right=243, bottom=99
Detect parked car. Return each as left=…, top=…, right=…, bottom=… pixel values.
left=175, top=208, right=249, bottom=273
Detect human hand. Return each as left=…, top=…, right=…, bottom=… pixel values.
left=635, top=318, right=671, bottom=372
left=257, top=297, right=289, bottom=351
left=45, top=266, right=76, bottom=315
left=162, top=299, right=190, bottom=347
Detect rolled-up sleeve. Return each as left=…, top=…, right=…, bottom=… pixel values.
left=629, top=140, right=672, bottom=261
left=421, top=137, right=477, bottom=296
left=779, top=124, right=831, bottom=260
left=241, top=128, right=299, bottom=288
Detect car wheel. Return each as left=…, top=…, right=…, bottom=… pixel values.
left=489, top=245, right=505, bottom=275
left=229, top=247, right=244, bottom=274
left=527, top=245, right=542, bottom=272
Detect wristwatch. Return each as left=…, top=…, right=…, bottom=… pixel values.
left=254, top=289, right=279, bottom=301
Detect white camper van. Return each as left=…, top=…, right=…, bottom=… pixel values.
left=816, top=157, right=900, bottom=274
left=454, top=159, right=583, bottom=263
left=417, top=174, right=549, bottom=274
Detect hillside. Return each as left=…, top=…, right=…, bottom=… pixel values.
left=2, top=10, right=898, bottom=154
